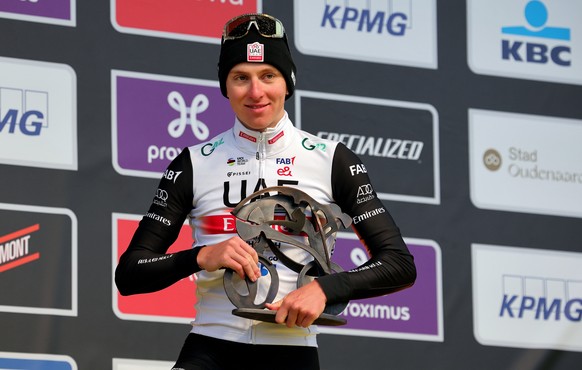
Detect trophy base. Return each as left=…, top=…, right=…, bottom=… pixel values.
left=232, top=308, right=347, bottom=326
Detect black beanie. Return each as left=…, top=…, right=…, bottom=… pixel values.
left=218, top=20, right=297, bottom=100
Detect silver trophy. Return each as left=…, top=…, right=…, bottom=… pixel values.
left=223, top=186, right=351, bottom=326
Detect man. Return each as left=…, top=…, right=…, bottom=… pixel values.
left=115, top=13, right=416, bottom=370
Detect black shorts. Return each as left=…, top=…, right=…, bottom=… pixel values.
left=172, top=333, right=320, bottom=370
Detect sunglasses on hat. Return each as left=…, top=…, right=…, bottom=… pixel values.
left=222, top=13, right=285, bottom=43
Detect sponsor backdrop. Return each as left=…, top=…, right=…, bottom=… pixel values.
left=0, top=1, right=581, bottom=369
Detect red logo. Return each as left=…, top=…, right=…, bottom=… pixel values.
left=113, top=0, right=261, bottom=42
left=0, top=224, right=41, bottom=273
left=114, top=216, right=197, bottom=321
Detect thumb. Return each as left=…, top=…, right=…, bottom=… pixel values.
left=265, top=300, right=282, bottom=311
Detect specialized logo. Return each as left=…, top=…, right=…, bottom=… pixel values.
left=113, top=214, right=196, bottom=323
left=0, top=203, right=77, bottom=317
left=112, top=70, right=234, bottom=178
left=295, top=1, right=437, bottom=69
left=468, top=0, right=582, bottom=85
left=0, top=224, right=40, bottom=273
left=297, top=90, right=439, bottom=205
left=0, top=0, right=76, bottom=26
left=469, top=109, right=582, bottom=218
left=319, top=132, right=424, bottom=161
left=112, top=0, right=260, bottom=44
left=0, top=57, right=77, bottom=170
left=320, top=235, right=443, bottom=342
left=473, top=243, right=582, bottom=351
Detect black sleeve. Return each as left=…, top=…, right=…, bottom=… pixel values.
left=115, top=149, right=202, bottom=296
left=316, top=143, right=417, bottom=304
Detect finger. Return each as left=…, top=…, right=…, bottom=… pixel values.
left=284, top=306, right=298, bottom=328
left=229, top=253, right=258, bottom=281
left=265, top=301, right=281, bottom=311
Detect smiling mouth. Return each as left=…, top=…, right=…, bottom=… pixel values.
left=246, top=103, right=269, bottom=109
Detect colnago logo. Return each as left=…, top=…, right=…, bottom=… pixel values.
left=472, top=244, right=582, bottom=351
left=501, top=1, right=571, bottom=67
left=0, top=87, right=48, bottom=136
left=295, top=0, right=437, bottom=68
left=499, top=275, right=582, bottom=322
left=318, top=131, right=423, bottom=161
left=467, top=0, right=582, bottom=85
left=0, top=224, right=40, bottom=273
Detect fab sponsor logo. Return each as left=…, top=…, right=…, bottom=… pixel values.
left=296, top=90, right=440, bottom=205
left=472, top=244, right=582, bottom=351
left=468, top=0, right=582, bottom=85
left=0, top=0, right=75, bottom=26
left=112, top=70, right=234, bottom=178
left=320, top=235, right=443, bottom=342
left=0, top=57, right=77, bottom=170
left=112, top=0, right=260, bottom=44
left=0, top=203, right=77, bottom=317
left=112, top=213, right=197, bottom=323
left=295, top=0, right=437, bottom=68
left=469, top=109, right=582, bottom=218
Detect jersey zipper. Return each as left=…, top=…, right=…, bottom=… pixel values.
left=256, top=132, right=266, bottom=179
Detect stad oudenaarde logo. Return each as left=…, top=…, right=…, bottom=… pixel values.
left=468, top=0, right=582, bottom=85
left=469, top=109, right=582, bottom=218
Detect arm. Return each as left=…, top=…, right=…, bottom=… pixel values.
left=316, top=143, right=417, bottom=304
left=115, top=149, right=201, bottom=295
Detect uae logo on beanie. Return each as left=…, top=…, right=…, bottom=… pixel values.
left=247, top=42, right=264, bottom=62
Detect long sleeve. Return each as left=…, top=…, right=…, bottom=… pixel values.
left=115, top=149, right=202, bottom=295
left=317, top=143, right=417, bottom=304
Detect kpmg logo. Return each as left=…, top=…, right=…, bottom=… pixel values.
left=468, top=0, right=582, bottom=85
left=499, top=275, right=581, bottom=322
left=0, top=87, right=48, bottom=136
left=469, top=109, right=582, bottom=218
left=112, top=70, right=234, bottom=178
left=295, top=0, right=437, bottom=68
left=0, top=57, right=77, bottom=170
left=472, top=244, right=582, bottom=351
left=111, top=0, right=260, bottom=44
left=0, top=0, right=75, bottom=26
left=296, top=90, right=440, bottom=205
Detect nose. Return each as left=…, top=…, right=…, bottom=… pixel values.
left=248, top=77, right=264, bottom=99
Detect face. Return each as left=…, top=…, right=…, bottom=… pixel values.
left=226, top=62, right=288, bottom=131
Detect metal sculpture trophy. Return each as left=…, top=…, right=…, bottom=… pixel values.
left=223, top=186, right=352, bottom=326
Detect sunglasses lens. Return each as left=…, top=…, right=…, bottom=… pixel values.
left=223, top=14, right=284, bottom=41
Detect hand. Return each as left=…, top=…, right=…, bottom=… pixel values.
left=196, top=236, right=260, bottom=282
left=265, top=280, right=327, bottom=328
